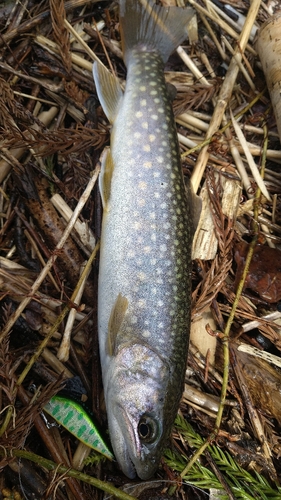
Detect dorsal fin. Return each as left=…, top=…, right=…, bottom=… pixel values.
left=93, top=62, right=123, bottom=123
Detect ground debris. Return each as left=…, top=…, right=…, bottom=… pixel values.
left=1, top=1, right=281, bottom=499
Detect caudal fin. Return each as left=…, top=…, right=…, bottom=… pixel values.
left=119, top=0, right=194, bottom=65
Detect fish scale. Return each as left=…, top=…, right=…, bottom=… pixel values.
left=93, top=0, right=200, bottom=480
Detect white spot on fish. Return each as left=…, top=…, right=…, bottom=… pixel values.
left=136, top=111, right=143, bottom=118
left=162, top=124, right=168, bottom=130
left=143, top=161, right=152, bottom=168
left=158, top=108, right=164, bottom=113
left=134, top=132, right=141, bottom=138
left=151, top=234, right=157, bottom=242
left=140, top=99, right=147, bottom=107
left=160, top=202, right=167, bottom=209
left=151, top=115, right=158, bottom=120
left=143, top=246, right=151, bottom=253
left=149, top=134, right=156, bottom=142
left=142, top=330, right=151, bottom=338
left=138, top=199, right=145, bottom=206
left=150, top=212, right=156, bottom=219
left=160, top=244, right=167, bottom=252
left=137, top=298, right=146, bottom=307
left=149, top=81, right=157, bottom=86
left=154, top=192, right=160, bottom=198
left=131, top=315, right=138, bottom=324
left=154, top=98, right=160, bottom=104
left=162, top=141, right=168, bottom=146
left=157, top=156, right=164, bottom=163
left=142, top=122, right=148, bottom=129
left=157, top=300, right=164, bottom=306
left=143, top=144, right=150, bottom=152
left=150, top=90, right=157, bottom=95
left=140, top=86, right=146, bottom=91
left=153, top=172, right=160, bottom=177
left=138, top=181, right=147, bottom=190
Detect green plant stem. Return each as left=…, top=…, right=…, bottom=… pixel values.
left=181, top=237, right=257, bottom=479
left=0, top=447, right=136, bottom=500
left=181, top=172, right=266, bottom=479
left=0, top=242, right=100, bottom=438
left=16, top=240, right=100, bottom=390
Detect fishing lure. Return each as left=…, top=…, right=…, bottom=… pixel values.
left=44, top=395, right=113, bottom=460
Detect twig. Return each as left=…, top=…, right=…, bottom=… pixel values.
left=0, top=448, right=137, bottom=500
left=190, top=0, right=262, bottom=192
left=0, top=165, right=100, bottom=343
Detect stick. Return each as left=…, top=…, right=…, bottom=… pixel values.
left=256, top=13, right=281, bottom=144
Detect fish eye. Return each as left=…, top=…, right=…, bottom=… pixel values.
left=138, top=415, right=158, bottom=443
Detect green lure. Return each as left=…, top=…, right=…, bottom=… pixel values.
left=44, top=395, right=114, bottom=460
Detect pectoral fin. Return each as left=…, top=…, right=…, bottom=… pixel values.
left=99, top=147, right=114, bottom=210
left=107, top=293, right=128, bottom=356
left=166, top=82, right=177, bottom=101
left=93, top=62, right=123, bottom=123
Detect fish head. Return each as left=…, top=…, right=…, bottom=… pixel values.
left=104, top=343, right=175, bottom=479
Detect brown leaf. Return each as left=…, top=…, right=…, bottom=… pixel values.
left=50, top=0, right=72, bottom=75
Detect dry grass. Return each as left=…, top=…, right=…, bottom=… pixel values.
left=0, top=0, right=281, bottom=498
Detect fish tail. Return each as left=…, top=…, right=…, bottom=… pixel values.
left=119, top=0, right=194, bottom=64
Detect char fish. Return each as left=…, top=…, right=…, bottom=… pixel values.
left=93, top=0, right=201, bottom=479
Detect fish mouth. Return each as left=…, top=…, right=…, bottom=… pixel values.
left=115, top=407, right=159, bottom=480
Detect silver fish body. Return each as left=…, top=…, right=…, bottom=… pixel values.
left=94, top=0, right=199, bottom=479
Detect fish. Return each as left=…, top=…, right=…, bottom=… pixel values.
left=93, top=0, right=201, bottom=479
